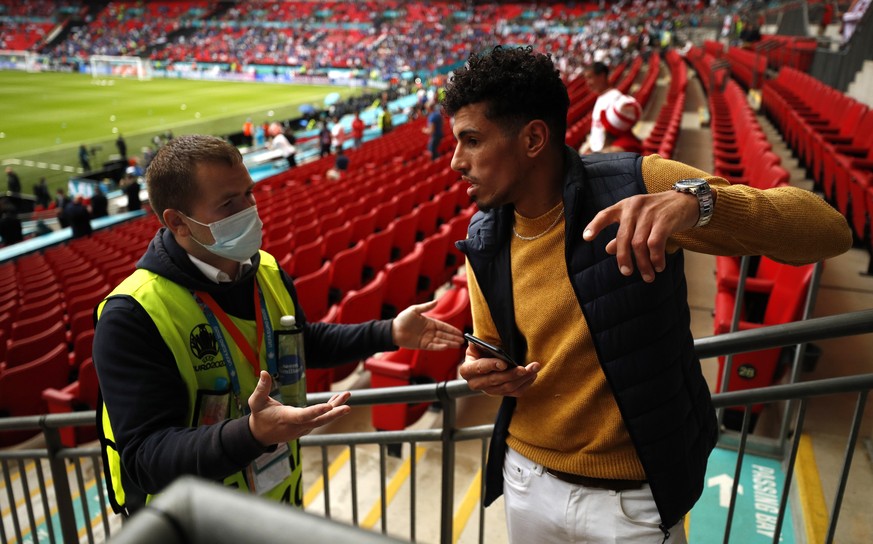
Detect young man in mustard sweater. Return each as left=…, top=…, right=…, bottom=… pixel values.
left=444, top=46, right=852, bottom=543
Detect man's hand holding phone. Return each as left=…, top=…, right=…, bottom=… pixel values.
left=460, top=334, right=541, bottom=397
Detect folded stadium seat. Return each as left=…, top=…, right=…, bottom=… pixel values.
left=713, top=260, right=818, bottom=429
left=842, top=161, right=873, bottom=242
left=392, top=187, right=418, bottom=218
left=69, top=329, right=95, bottom=371
left=68, top=308, right=95, bottom=346
left=807, top=102, right=868, bottom=184
left=290, top=236, right=324, bottom=279
left=292, top=221, right=320, bottom=249
left=349, top=208, right=378, bottom=244
left=262, top=230, right=294, bottom=265
left=417, top=224, right=452, bottom=303
left=328, top=240, right=366, bottom=305
left=413, top=199, right=440, bottom=242
left=0, top=343, right=69, bottom=447
left=3, top=321, right=68, bottom=371
left=818, top=108, right=873, bottom=198
left=42, top=356, right=99, bottom=447
left=367, top=285, right=471, bottom=431
left=387, top=212, right=418, bottom=261
left=16, top=290, right=64, bottom=323
left=373, top=198, right=399, bottom=233
left=322, top=222, right=353, bottom=260
left=362, top=228, right=394, bottom=284
left=65, top=281, right=111, bottom=316
left=319, top=207, right=347, bottom=236
left=329, top=271, right=388, bottom=385
left=382, top=243, right=424, bottom=319
left=293, top=261, right=333, bottom=324
left=10, top=304, right=66, bottom=342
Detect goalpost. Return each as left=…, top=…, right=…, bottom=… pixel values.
left=90, top=55, right=152, bottom=81
left=0, top=50, right=39, bottom=72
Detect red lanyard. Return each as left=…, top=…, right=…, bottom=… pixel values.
left=194, top=281, right=265, bottom=378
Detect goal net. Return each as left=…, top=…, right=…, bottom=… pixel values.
left=90, top=55, right=152, bottom=80
left=0, top=50, right=39, bottom=72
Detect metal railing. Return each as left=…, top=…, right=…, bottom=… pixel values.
left=2, top=310, right=873, bottom=544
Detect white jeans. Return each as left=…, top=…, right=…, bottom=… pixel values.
left=503, top=447, right=687, bottom=544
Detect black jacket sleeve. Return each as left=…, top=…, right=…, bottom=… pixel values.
left=93, top=296, right=269, bottom=495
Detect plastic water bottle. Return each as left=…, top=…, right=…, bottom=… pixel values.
left=275, top=315, right=307, bottom=407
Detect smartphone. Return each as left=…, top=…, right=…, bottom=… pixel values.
left=463, top=333, right=519, bottom=367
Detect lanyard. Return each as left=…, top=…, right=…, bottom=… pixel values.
left=193, top=280, right=276, bottom=410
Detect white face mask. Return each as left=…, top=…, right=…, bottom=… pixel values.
left=182, top=206, right=263, bottom=262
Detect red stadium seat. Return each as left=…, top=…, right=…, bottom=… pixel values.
left=291, top=235, right=324, bottom=278
left=362, top=228, right=394, bottom=283
left=294, top=261, right=333, bottom=323
left=42, top=358, right=99, bottom=447
left=4, top=321, right=67, bottom=370
left=0, top=343, right=69, bottom=447
left=328, top=240, right=366, bottom=304
left=382, top=243, right=424, bottom=318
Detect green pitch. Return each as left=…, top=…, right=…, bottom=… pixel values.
left=0, top=70, right=357, bottom=194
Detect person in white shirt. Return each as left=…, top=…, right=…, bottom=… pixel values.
left=268, top=123, right=296, bottom=168
left=579, top=62, right=623, bottom=154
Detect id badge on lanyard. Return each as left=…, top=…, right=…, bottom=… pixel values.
left=193, top=282, right=291, bottom=495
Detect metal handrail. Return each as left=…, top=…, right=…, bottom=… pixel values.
left=2, top=309, right=873, bottom=544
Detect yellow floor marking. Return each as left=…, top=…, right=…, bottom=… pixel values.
left=6, top=471, right=105, bottom=544
left=303, top=447, right=351, bottom=508
left=361, top=445, right=427, bottom=529
left=1, top=458, right=81, bottom=518
left=796, top=433, right=828, bottom=544
left=452, top=468, right=481, bottom=543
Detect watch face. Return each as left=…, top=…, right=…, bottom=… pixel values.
left=676, top=178, right=707, bottom=190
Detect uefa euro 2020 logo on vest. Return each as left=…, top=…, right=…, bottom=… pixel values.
left=190, top=324, right=224, bottom=371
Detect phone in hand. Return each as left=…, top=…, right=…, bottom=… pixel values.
left=463, top=333, right=519, bottom=367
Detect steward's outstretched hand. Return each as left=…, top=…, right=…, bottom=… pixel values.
left=248, top=372, right=351, bottom=446
left=582, top=190, right=700, bottom=282
left=458, top=343, right=540, bottom=397
left=392, top=299, right=465, bottom=350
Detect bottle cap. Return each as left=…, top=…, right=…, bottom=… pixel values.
left=280, top=315, right=296, bottom=328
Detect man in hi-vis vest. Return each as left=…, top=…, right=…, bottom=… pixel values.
left=94, top=134, right=464, bottom=516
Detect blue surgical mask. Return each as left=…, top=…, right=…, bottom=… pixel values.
left=183, top=206, right=263, bottom=262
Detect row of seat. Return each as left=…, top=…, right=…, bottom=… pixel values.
left=642, top=49, right=687, bottom=159
left=686, top=45, right=790, bottom=190
left=762, top=67, right=873, bottom=258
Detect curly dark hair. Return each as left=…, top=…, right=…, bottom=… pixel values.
left=442, top=46, right=569, bottom=146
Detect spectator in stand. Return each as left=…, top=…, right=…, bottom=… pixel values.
left=423, top=102, right=444, bottom=161
left=34, top=219, right=52, bottom=237
left=242, top=117, right=254, bottom=147
left=5, top=167, right=21, bottom=195
left=580, top=62, right=623, bottom=154
left=318, top=121, right=332, bottom=158
left=351, top=110, right=365, bottom=148
left=331, top=117, right=346, bottom=154
left=34, top=177, right=51, bottom=209
left=379, top=107, right=394, bottom=136
left=117, top=134, right=128, bottom=162
left=598, top=95, right=644, bottom=154
left=122, top=173, right=142, bottom=212
left=0, top=203, right=23, bottom=246
left=55, top=188, right=71, bottom=228
left=268, top=123, right=296, bottom=169
left=91, top=185, right=109, bottom=218
left=79, top=144, right=91, bottom=172
left=66, top=195, right=93, bottom=239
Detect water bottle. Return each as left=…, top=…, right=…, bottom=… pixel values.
left=275, top=315, right=307, bottom=407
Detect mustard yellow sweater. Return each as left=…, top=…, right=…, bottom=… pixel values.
left=467, top=154, right=852, bottom=479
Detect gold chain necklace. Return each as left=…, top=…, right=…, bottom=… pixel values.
left=513, top=205, right=565, bottom=241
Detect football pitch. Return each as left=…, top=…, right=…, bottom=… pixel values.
left=0, top=70, right=358, bottom=193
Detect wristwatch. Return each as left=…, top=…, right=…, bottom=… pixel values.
left=672, top=178, right=714, bottom=227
